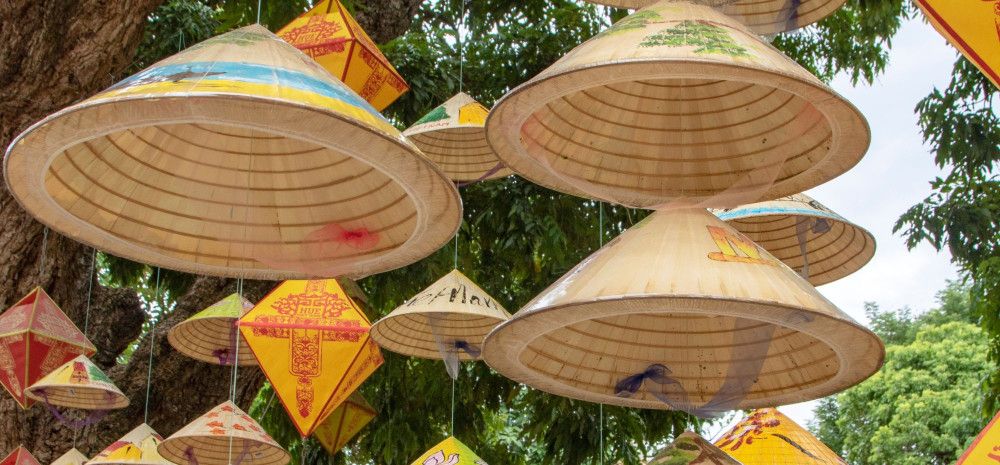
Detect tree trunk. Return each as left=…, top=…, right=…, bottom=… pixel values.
left=0, top=0, right=420, bottom=461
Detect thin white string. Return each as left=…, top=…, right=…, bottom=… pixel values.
left=37, top=227, right=48, bottom=277
left=599, top=404, right=604, bottom=465
left=83, top=248, right=96, bottom=336
left=143, top=267, right=161, bottom=424
left=598, top=203, right=605, bottom=465
left=256, top=0, right=263, bottom=24
left=458, top=0, right=465, bottom=92
left=450, top=376, right=456, bottom=436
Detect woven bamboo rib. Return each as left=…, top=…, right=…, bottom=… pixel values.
left=717, top=194, right=875, bottom=285
left=166, top=317, right=257, bottom=366
left=4, top=25, right=461, bottom=279
left=486, top=1, right=869, bottom=208
left=370, top=270, right=511, bottom=361
left=582, top=0, right=847, bottom=34
left=482, top=208, right=884, bottom=410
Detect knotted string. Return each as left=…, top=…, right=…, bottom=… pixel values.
left=455, top=162, right=506, bottom=187
left=38, top=390, right=109, bottom=428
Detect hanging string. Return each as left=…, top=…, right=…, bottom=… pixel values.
left=598, top=203, right=604, bottom=248
left=37, top=227, right=49, bottom=277
left=231, top=278, right=243, bottom=402
left=597, top=203, right=605, bottom=465
left=144, top=267, right=162, bottom=425
left=457, top=0, right=465, bottom=93
left=450, top=376, right=456, bottom=436
left=256, top=0, right=263, bottom=24
left=83, top=248, right=97, bottom=336
left=599, top=404, right=604, bottom=465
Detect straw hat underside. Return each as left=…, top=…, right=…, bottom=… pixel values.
left=371, top=313, right=505, bottom=360
left=584, top=0, right=848, bottom=35
left=167, top=318, right=257, bottom=366
left=159, top=437, right=287, bottom=465
left=26, top=385, right=128, bottom=410
left=409, top=128, right=512, bottom=182
left=7, top=96, right=461, bottom=280
left=492, top=62, right=867, bottom=207
left=729, top=214, right=875, bottom=285
left=485, top=296, right=883, bottom=410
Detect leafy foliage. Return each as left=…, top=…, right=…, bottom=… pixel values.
left=813, top=283, right=987, bottom=465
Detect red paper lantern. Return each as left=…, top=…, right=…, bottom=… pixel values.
left=0, top=288, right=96, bottom=408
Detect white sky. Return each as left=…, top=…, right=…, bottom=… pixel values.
left=703, top=15, right=964, bottom=439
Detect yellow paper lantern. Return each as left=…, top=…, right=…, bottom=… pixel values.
left=239, top=279, right=383, bottom=437
left=716, top=408, right=847, bottom=464
left=410, top=437, right=488, bottom=465
left=313, top=392, right=376, bottom=455
left=278, top=0, right=409, bottom=111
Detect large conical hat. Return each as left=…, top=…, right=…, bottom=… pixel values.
left=158, top=401, right=289, bottom=465
left=167, top=294, right=257, bottom=366
left=714, top=194, right=875, bottom=286
left=483, top=208, right=883, bottom=410
left=580, top=0, right=845, bottom=35
left=25, top=354, right=128, bottom=410
left=648, top=432, right=742, bottom=465
left=486, top=1, right=869, bottom=208
left=370, top=269, right=510, bottom=361
left=1, top=447, right=40, bottom=465
left=87, top=424, right=173, bottom=465
left=4, top=25, right=461, bottom=280
left=51, top=449, right=88, bottom=465
left=716, top=408, right=847, bottom=464
left=403, top=93, right=512, bottom=182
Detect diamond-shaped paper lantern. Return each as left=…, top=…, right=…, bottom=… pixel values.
left=0, top=287, right=96, bottom=408
left=716, top=408, right=846, bottom=464
left=168, top=294, right=257, bottom=366
left=410, top=437, right=487, bottom=465
left=278, top=0, right=408, bottom=111
left=26, top=354, right=128, bottom=410
left=313, top=392, right=376, bottom=455
left=50, top=449, right=88, bottom=465
left=1, top=447, right=40, bottom=465
left=159, top=401, right=289, bottom=465
left=87, top=424, right=172, bottom=465
left=239, top=279, right=383, bottom=437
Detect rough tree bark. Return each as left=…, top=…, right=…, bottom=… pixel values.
left=0, top=0, right=421, bottom=461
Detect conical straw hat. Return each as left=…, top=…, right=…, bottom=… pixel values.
left=1, top=447, right=40, bottom=465
left=51, top=449, right=89, bottom=465
left=714, top=194, right=874, bottom=286
left=158, top=401, right=289, bottom=465
left=716, top=408, right=847, bottom=464
left=483, top=208, right=883, bottom=410
left=579, top=0, right=846, bottom=35
left=168, top=294, right=257, bottom=366
left=370, top=269, right=511, bottom=361
left=403, top=93, right=512, bottom=182
left=87, top=424, right=172, bottom=465
left=25, top=355, right=128, bottom=410
left=648, top=431, right=742, bottom=465
left=486, top=1, right=869, bottom=208
left=4, top=24, right=461, bottom=280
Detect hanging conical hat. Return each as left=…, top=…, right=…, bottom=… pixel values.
left=1, top=447, right=40, bottom=465
left=483, top=208, right=883, bottom=410
left=580, top=0, right=845, bottom=35
left=648, top=431, right=742, bottom=465
left=409, top=437, right=487, bottom=465
left=486, top=1, right=869, bottom=208
left=167, top=294, right=257, bottom=366
left=714, top=194, right=875, bottom=286
left=158, top=401, right=289, bottom=465
left=716, top=408, right=847, bottom=464
left=24, top=354, right=127, bottom=410
left=87, top=424, right=172, bottom=465
left=403, top=93, right=512, bottom=182
left=4, top=25, right=461, bottom=280
left=370, top=269, right=510, bottom=361
left=51, top=449, right=89, bottom=465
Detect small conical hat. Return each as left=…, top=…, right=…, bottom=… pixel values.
left=714, top=194, right=875, bottom=286
left=158, top=401, right=288, bottom=465
left=486, top=1, right=869, bottom=208
left=1, top=447, right=40, bottom=465
left=716, top=408, right=847, bottom=464
left=403, top=93, right=512, bottom=182
left=4, top=24, right=461, bottom=280
left=371, top=269, right=511, bottom=361
left=50, top=449, right=89, bottom=465
left=579, top=0, right=845, bottom=35
left=25, top=355, right=128, bottom=410
left=87, top=424, right=172, bottom=465
left=483, top=208, right=883, bottom=410
left=648, top=432, right=742, bottom=465
left=167, top=294, right=257, bottom=366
